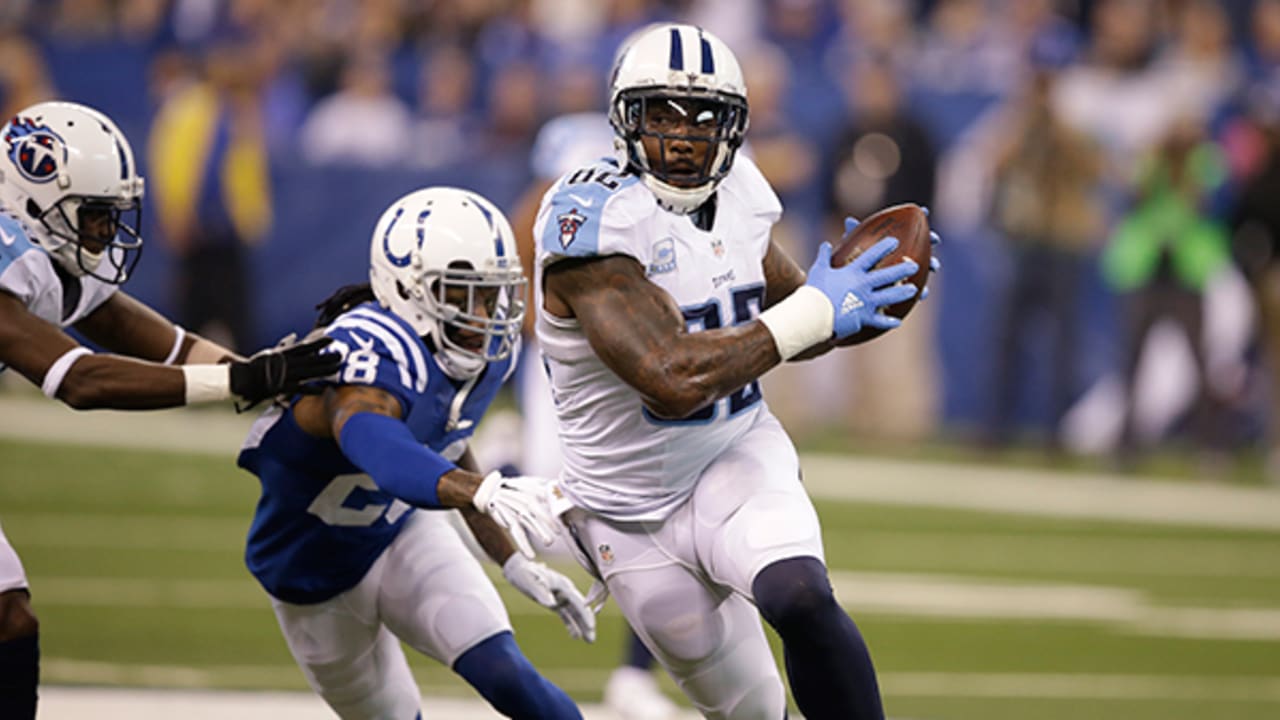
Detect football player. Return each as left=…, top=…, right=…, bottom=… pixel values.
left=511, top=110, right=680, bottom=720
left=237, top=187, right=594, bottom=719
left=533, top=25, right=935, bottom=719
left=0, top=101, right=341, bottom=720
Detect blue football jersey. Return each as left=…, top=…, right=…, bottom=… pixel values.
left=238, top=301, right=516, bottom=604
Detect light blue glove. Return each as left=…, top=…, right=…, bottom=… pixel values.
left=844, top=213, right=942, bottom=300
left=807, top=238, right=919, bottom=339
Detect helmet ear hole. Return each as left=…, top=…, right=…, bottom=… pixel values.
left=26, top=198, right=42, bottom=220
left=395, top=279, right=412, bottom=301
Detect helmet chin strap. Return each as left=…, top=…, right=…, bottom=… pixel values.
left=642, top=174, right=715, bottom=215
left=52, top=243, right=103, bottom=277
left=435, top=344, right=486, bottom=381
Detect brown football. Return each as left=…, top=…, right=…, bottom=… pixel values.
left=830, top=203, right=931, bottom=345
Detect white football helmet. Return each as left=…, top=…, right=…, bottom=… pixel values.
left=608, top=23, right=748, bottom=214
left=0, top=101, right=145, bottom=283
left=369, top=187, right=526, bottom=379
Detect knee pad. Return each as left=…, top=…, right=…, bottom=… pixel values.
left=753, top=557, right=838, bottom=633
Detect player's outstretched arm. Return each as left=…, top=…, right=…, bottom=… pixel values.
left=456, top=496, right=596, bottom=643
left=313, top=385, right=557, bottom=558
left=0, top=290, right=341, bottom=410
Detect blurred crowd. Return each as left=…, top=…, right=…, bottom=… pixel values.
left=4, top=0, right=1280, bottom=477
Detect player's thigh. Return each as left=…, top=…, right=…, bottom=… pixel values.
left=0, top=523, right=36, bottom=642
left=692, top=413, right=824, bottom=596
left=376, top=510, right=512, bottom=667
left=607, top=565, right=785, bottom=720
left=270, top=585, right=420, bottom=718
left=0, top=522, right=29, bottom=595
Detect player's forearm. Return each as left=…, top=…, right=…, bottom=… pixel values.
left=337, top=411, right=458, bottom=508
left=52, top=353, right=250, bottom=409
left=637, top=323, right=781, bottom=419
left=53, top=354, right=188, bottom=409
left=459, top=506, right=517, bottom=565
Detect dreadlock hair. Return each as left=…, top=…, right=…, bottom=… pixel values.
left=314, top=283, right=376, bottom=328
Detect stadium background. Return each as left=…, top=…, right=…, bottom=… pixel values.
left=9, top=0, right=1276, bottom=437
left=2, top=0, right=1280, bottom=718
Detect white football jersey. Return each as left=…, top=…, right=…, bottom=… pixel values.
left=533, top=154, right=783, bottom=521
left=0, top=213, right=116, bottom=329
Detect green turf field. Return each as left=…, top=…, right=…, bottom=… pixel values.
left=3, top=436, right=1279, bottom=720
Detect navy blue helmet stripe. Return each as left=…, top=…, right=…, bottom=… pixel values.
left=699, top=30, right=714, bottom=73
left=472, top=200, right=507, bottom=257
left=114, top=137, right=129, bottom=180
left=669, top=27, right=684, bottom=70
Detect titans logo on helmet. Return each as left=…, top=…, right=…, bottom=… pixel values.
left=5, top=117, right=66, bottom=184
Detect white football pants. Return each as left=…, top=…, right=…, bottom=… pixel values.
left=564, top=412, right=825, bottom=719
left=269, top=509, right=512, bottom=719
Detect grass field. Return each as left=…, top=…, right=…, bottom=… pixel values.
left=3, top=420, right=1280, bottom=719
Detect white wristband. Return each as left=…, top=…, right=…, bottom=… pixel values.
left=181, top=364, right=232, bottom=404
left=41, top=347, right=93, bottom=399
left=756, top=285, right=834, bottom=361
left=162, top=325, right=186, bottom=365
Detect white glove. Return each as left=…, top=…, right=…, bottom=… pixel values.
left=472, top=472, right=557, bottom=559
left=503, top=554, right=597, bottom=643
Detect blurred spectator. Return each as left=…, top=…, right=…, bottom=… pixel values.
left=983, top=36, right=1105, bottom=451
left=820, top=53, right=939, bottom=441
left=1054, top=0, right=1167, bottom=174
left=481, top=59, right=542, bottom=157
left=740, top=42, right=817, bottom=202
left=1103, top=117, right=1233, bottom=465
left=1230, top=100, right=1280, bottom=480
left=1151, top=0, right=1243, bottom=132
left=148, top=34, right=272, bottom=354
left=738, top=41, right=825, bottom=438
left=299, top=49, right=412, bottom=167
left=0, top=33, right=56, bottom=119
left=908, top=0, right=1021, bottom=150
left=407, top=44, right=478, bottom=170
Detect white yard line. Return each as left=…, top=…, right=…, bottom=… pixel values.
left=4, top=395, right=1280, bottom=529
left=37, top=671, right=1280, bottom=720
left=23, top=570, right=1280, bottom=642
left=37, top=685, right=657, bottom=720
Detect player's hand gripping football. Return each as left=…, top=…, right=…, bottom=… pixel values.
left=503, top=554, right=597, bottom=643
left=472, top=472, right=559, bottom=560
left=806, top=236, right=919, bottom=339
left=841, top=212, right=942, bottom=299
left=229, top=336, right=343, bottom=410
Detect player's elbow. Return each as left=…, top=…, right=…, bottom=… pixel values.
left=645, top=394, right=709, bottom=420
left=641, top=363, right=715, bottom=419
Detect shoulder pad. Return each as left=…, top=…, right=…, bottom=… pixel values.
left=721, top=154, right=782, bottom=222
left=538, top=160, right=653, bottom=260
left=0, top=215, right=40, bottom=269
left=324, top=303, right=431, bottom=399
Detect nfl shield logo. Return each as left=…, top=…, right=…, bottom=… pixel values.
left=711, top=238, right=725, bottom=258
left=598, top=544, right=614, bottom=565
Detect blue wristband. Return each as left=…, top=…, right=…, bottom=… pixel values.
left=338, top=412, right=455, bottom=508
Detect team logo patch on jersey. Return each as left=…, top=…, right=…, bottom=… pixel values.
left=597, top=543, right=615, bottom=565
left=5, top=117, right=65, bottom=184
left=648, top=238, right=677, bottom=275
left=556, top=208, right=587, bottom=249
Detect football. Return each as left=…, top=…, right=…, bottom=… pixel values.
left=830, top=203, right=932, bottom=345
